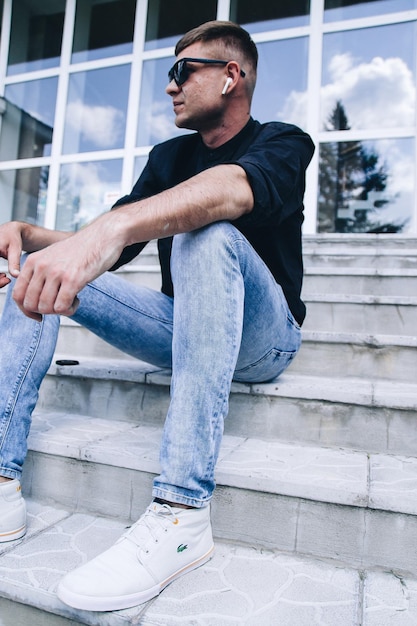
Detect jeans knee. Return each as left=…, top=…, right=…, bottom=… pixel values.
left=171, top=222, right=238, bottom=273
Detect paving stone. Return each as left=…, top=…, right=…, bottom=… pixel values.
left=363, top=571, right=417, bottom=626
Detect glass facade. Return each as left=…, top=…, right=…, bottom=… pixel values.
left=0, top=0, right=415, bottom=236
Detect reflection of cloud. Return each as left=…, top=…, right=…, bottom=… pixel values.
left=66, top=99, right=124, bottom=148
left=62, top=162, right=120, bottom=227
left=68, top=161, right=102, bottom=186
left=280, top=54, right=415, bottom=129
left=138, top=100, right=186, bottom=144
left=379, top=140, right=414, bottom=195
left=149, top=101, right=176, bottom=141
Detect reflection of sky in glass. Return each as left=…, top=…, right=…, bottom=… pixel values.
left=318, top=137, right=414, bottom=233
left=251, top=38, right=309, bottom=128
left=0, top=166, right=49, bottom=225
left=324, top=0, right=417, bottom=22
left=63, top=65, right=130, bottom=154
left=321, top=22, right=416, bottom=130
left=56, top=159, right=122, bottom=231
left=137, top=57, right=187, bottom=146
left=72, top=42, right=133, bottom=64
left=134, top=156, right=148, bottom=184
left=239, top=16, right=309, bottom=34
left=372, top=138, right=414, bottom=229
left=5, top=78, right=58, bottom=129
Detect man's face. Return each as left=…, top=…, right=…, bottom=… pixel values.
left=166, top=43, right=229, bottom=132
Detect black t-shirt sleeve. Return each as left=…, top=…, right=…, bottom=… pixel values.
left=231, top=123, right=315, bottom=229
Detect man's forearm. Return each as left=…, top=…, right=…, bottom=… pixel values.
left=20, top=223, right=72, bottom=253
left=116, top=164, right=254, bottom=248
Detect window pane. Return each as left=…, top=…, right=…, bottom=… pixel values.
left=145, top=0, right=217, bottom=51
left=56, top=160, right=122, bottom=231
left=318, top=137, right=414, bottom=233
left=72, top=0, right=136, bottom=63
left=0, top=78, right=57, bottom=161
left=63, top=66, right=130, bottom=154
left=324, top=0, right=417, bottom=22
left=137, top=58, right=189, bottom=146
left=231, top=0, right=310, bottom=34
left=134, top=156, right=148, bottom=184
left=251, top=38, right=309, bottom=128
left=321, top=22, right=416, bottom=131
left=7, top=0, right=65, bottom=76
left=0, top=166, right=48, bottom=225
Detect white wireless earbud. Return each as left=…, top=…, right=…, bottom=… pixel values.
left=221, top=77, right=233, bottom=95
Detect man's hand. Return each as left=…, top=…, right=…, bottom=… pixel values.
left=0, top=222, right=25, bottom=289
left=11, top=213, right=126, bottom=321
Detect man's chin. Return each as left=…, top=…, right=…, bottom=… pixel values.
left=174, top=116, right=197, bottom=131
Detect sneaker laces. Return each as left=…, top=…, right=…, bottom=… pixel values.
left=121, top=504, right=179, bottom=552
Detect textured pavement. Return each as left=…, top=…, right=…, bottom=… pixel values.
left=0, top=500, right=417, bottom=625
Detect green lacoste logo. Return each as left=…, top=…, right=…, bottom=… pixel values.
left=177, top=544, right=188, bottom=553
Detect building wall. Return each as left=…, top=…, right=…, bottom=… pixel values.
left=0, top=0, right=415, bottom=236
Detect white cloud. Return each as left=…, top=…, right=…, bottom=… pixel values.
left=148, top=101, right=177, bottom=142
left=66, top=99, right=124, bottom=148
left=280, top=53, right=415, bottom=130
left=137, top=100, right=184, bottom=144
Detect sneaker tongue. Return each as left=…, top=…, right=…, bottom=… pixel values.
left=151, top=502, right=175, bottom=516
left=124, top=503, right=176, bottom=547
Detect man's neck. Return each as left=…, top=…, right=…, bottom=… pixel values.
left=200, top=114, right=251, bottom=150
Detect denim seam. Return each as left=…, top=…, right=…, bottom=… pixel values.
left=87, top=281, right=173, bottom=327
left=0, top=317, right=44, bottom=456
left=204, top=234, right=243, bottom=485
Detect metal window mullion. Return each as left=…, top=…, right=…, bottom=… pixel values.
left=303, top=0, right=325, bottom=234
left=322, top=9, right=417, bottom=34
left=412, top=9, right=417, bottom=235
left=0, top=0, right=12, bottom=93
left=43, top=0, right=76, bottom=230
left=217, top=0, right=231, bottom=21
left=0, top=0, right=12, bottom=163
left=121, top=0, right=149, bottom=194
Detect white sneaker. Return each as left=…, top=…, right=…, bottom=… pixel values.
left=57, top=502, right=214, bottom=611
left=0, top=479, right=26, bottom=543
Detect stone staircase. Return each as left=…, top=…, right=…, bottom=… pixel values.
left=0, top=234, right=417, bottom=625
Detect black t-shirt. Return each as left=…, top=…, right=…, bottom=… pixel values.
left=111, top=117, right=315, bottom=326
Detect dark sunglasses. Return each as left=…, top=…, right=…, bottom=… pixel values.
left=168, top=57, right=246, bottom=86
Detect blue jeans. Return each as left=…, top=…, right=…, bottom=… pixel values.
left=0, top=223, right=301, bottom=507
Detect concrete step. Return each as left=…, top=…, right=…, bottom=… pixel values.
left=22, top=408, right=417, bottom=520
left=1, top=498, right=416, bottom=625
left=38, top=357, right=417, bottom=457
left=112, top=266, right=417, bottom=297
left=303, top=293, right=417, bottom=335
left=289, top=331, right=417, bottom=383
left=302, top=235, right=417, bottom=269
left=51, top=321, right=417, bottom=383
left=303, top=266, right=417, bottom=296
left=131, top=236, right=417, bottom=272
left=9, top=407, right=417, bottom=589
left=2, top=286, right=416, bottom=336
left=16, top=406, right=417, bottom=580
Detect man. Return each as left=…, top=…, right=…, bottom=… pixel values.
left=0, top=21, right=314, bottom=611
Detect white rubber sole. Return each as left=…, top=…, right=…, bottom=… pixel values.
left=57, top=544, right=215, bottom=612
left=0, top=524, right=26, bottom=543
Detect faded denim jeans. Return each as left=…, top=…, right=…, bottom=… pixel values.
left=0, top=222, right=301, bottom=507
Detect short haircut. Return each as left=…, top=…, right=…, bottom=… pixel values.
left=175, top=20, right=258, bottom=74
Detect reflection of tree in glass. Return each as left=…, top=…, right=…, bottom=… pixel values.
left=318, top=101, right=407, bottom=234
